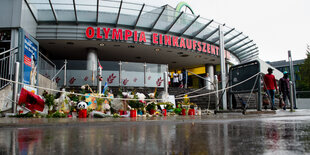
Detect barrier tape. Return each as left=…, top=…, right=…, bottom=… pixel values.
left=0, top=72, right=260, bottom=101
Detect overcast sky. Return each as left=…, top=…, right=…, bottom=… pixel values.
left=126, top=0, right=310, bottom=61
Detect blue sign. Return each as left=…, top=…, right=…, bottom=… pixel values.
left=23, top=35, right=38, bottom=85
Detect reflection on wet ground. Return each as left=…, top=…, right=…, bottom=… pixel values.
left=0, top=115, right=310, bottom=154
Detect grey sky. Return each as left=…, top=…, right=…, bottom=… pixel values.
left=126, top=0, right=310, bottom=61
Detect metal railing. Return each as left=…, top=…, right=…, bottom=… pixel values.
left=38, top=51, right=56, bottom=80
left=0, top=47, right=18, bottom=89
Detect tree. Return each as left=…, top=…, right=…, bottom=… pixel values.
left=299, top=44, right=310, bottom=90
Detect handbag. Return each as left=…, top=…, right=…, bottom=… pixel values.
left=263, top=93, right=270, bottom=106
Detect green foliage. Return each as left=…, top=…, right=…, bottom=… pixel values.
left=43, top=93, right=55, bottom=108
left=173, top=108, right=182, bottom=115
left=164, top=104, right=174, bottom=110
left=299, top=51, right=310, bottom=91
left=128, top=100, right=144, bottom=109
left=68, top=94, right=79, bottom=102
left=15, top=112, right=35, bottom=118
left=15, top=112, right=45, bottom=118
left=146, top=102, right=156, bottom=112
left=113, top=113, right=120, bottom=118
left=46, top=111, right=66, bottom=118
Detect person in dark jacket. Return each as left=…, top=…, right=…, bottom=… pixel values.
left=279, top=71, right=297, bottom=110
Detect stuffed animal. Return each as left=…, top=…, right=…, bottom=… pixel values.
left=77, top=101, right=88, bottom=110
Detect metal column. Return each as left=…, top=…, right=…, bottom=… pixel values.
left=288, top=50, right=297, bottom=108
left=257, top=73, right=262, bottom=111
left=64, top=59, right=67, bottom=87
left=219, top=25, right=227, bottom=110
left=164, top=72, right=168, bottom=94
left=215, top=75, right=219, bottom=111
left=97, top=67, right=102, bottom=94
left=119, top=61, right=122, bottom=87
left=13, top=62, right=19, bottom=114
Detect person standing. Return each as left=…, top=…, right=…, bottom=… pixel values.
left=178, top=72, right=183, bottom=88
left=279, top=71, right=297, bottom=110
left=264, top=67, right=278, bottom=110
left=205, top=73, right=211, bottom=90
left=173, top=70, right=179, bottom=87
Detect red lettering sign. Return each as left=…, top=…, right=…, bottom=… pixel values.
left=85, top=27, right=230, bottom=58
left=179, top=38, right=186, bottom=48
left=186, top=39, right=192, bottom=50
left=125, top=30, right=132, bottom=41
left=96, top=27, right=103, bottom=39
left=202, top=43, right=207, bottom=53
left=152, top=33, right=158, bottom=44
left=164, top=35, right=171, bottom=46
left=112, top=29, right=123, bottom=40
left=159, top=34, right=163, bottom=45
left=197, top=41, right=202, bottom=52
left=86, top=27, right=95, bottom=38
left=139, top=32, right=146, bottom=43
left=103, top=28, right=110, bottom=39
left=172, top=36, right=179, bottom=47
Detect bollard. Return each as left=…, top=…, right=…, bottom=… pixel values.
left=12, top=62, right=19, bottom=114
left=97, top=67, right=102, bottom=94
left=289, top=81, right=294, bottom=112
left=214, top=75, right=219, bottom=111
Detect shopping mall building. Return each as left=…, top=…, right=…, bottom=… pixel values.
left=0, top=0, right=259, bottom=92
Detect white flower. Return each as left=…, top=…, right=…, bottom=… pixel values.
left=148, top=93, right=155, bottom=98
left=111, top=99, right=123, bottom=111
left=136, top=93, right=146, bottom=101
left=128, top=94, right=134, bottom=99
left=104, top=103, right=110, bottom=110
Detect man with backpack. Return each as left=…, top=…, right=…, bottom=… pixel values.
left=279, top=71, right=297, bottom=110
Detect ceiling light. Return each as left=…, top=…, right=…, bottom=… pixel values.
left=99, top=43, right=105, bottom=46
left=154, top=48, right=160, bottom=52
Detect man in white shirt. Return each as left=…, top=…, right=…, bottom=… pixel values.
left=173, top=71, right=179, bottom=87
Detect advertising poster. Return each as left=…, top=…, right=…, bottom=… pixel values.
left=23, top=35, right=38, bottom=85
left=22, top=31, right=39, bottom=94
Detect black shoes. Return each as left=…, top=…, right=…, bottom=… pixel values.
left=271, top=107, right=277, bottom=110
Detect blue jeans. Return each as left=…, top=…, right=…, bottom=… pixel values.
left=267, top=89, right=275, bottom=107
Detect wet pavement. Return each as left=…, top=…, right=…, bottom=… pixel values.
left=1, top=110, right=310, bottom=155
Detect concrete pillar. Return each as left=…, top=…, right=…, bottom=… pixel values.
left=219, top=25, right=227, bottom=110
left=226, top=64, right=230, bottom=75
left=87, top=48, right=98, bottom=71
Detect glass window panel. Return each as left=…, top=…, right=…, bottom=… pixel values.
left=76, top=4, right=96, bottom=22
left=118, top=3, right=141, bottom=26
left=196, top=21, right=219, bottom=40
left=224, top=34, right=246, bottom=48
left=169, top=13, right=195, bottom=34
left=183, top=17, right=210, bottom=37
left=98, top=1, right=119, bottom=24
left=121, top=62, right=144, bottom=87
left=153, top=9, right=179, bottom=30
left=136, top=5, right=163, bottom=29
left=53, top=3, right=75, bottom=21
left=145, top=63, right=166, bottom=87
